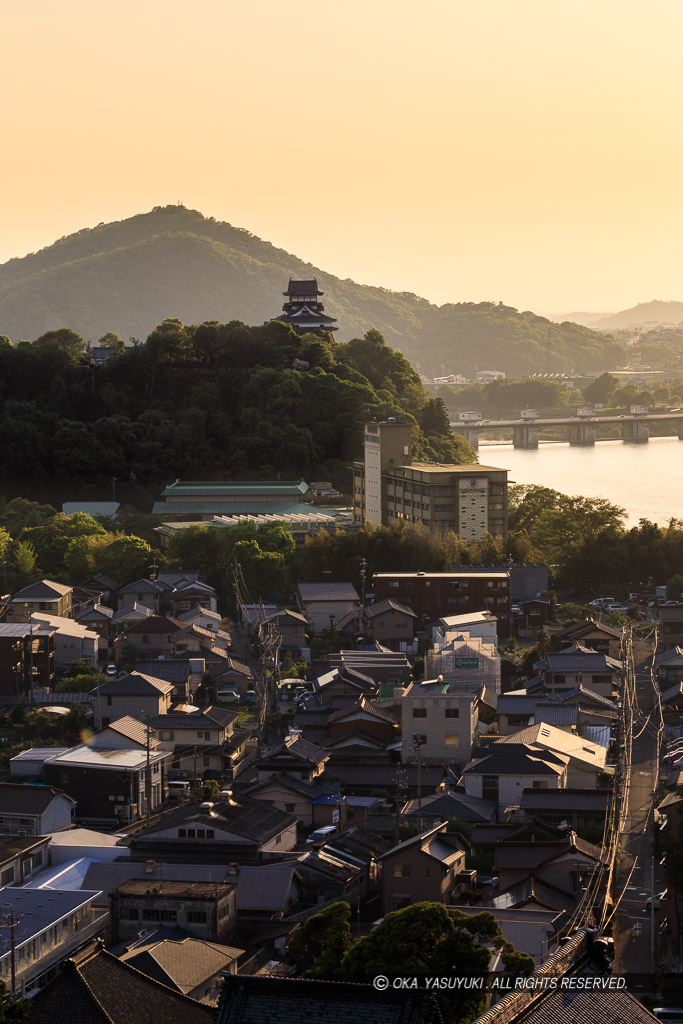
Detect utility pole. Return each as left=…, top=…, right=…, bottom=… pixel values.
left=0, top=905, right=23, bottom=1001
left=413, top=735, right=425, bottom=832
left=149, top=557, right=158, bottom=613
left=142, top=711, right=152, bottom=827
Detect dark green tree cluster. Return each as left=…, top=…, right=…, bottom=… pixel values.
left=287, top=901, right=534, bottom=1024
left=0, top=322, right=473, bottom=499
left=0, top=497, right=154, bottom=589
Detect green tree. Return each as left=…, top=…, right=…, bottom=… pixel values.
left=56, top=672, right=106, bottom=693
left=0, top=979, right=32, bottom=1021
left=287, top=902, right=352, bottom=978
left=336, top=903, right=510, bottom=1022
left=97, top=535, right=154, bottom=585
left=0, top=498, right=57, bottom=537
left=9, top=540, right=38, bottom=588
left=33, top=327, right=86, bottom=362
left=666, top=574, right=683, bottom=601
left=97, top=331, right=126, bottom=354
left=582, top=372, right=619, bottom=406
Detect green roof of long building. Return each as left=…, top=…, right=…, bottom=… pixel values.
left=160, top=480, right=309, bottom=497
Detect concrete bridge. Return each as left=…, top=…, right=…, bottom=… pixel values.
left=450, top=412, right=683, bottom=449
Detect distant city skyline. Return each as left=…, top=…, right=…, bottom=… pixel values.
left=4, top=0, right=683, bottom=315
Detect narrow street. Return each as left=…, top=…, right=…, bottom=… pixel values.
left=612, top=637, right=663, bottom=991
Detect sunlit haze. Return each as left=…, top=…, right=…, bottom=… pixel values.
left=5, top=0, right=683, bottom=313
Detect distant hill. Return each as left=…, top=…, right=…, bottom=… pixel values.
left=594, top=300, right=683, bottom=330
left=547, top=310, right=614, bottom=327
left=0, top=205, right=623, bottom=375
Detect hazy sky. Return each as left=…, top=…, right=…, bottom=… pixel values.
left=4, top=0, right=683, bottom=314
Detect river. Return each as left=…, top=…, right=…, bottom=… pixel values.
left=481, top=436, right=683, bottom=528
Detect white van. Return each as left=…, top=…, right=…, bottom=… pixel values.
left=306, top=825, right=337, bottom=845
left=168, top=780, right=191, bottom=798
left=216, top=690, right=240, bottom=704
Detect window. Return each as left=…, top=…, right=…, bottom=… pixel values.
left=159, top=731, right=174, bottom=741
left=275, top=834, right=282, bottom=845
left=188, top=910, right=207, bottom=923
left=142, top=635, right=150, bottom=644
left=445, top=708, right=459, bottom=718
left=143, top=908, right=177, bottom=922
left=532, top=780, right=549, bottom=789
left=445, top=736, right=460, bottom=746
left=285, top=803, right=295, bottom=812
left=393, top=864, right=410, bottom=877
left=106, top=695, right=112, bottom=706
left=60, top=773, right=69, bottom=785
left=412, top=707, right=427, bottom=718
left=1, top=867, right=14, bottom=886
left=119, top=908, right=139, bottom=921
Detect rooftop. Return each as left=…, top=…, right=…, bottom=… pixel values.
left=0, top=889, right=101, bottom=954
left=121, top=937, right=243, bottom=994
left=160, top=480, right=309, bottom=497
left=112, top=879, right=234, bottom=900
left=297, top=582, right=360, bottom=603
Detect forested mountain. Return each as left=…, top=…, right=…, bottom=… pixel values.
left=0, top=206, right=623, bottom=376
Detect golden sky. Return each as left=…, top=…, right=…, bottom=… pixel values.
left=4, top=0, right=683, bottom=314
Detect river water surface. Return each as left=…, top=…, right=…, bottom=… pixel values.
left=481, top=437, right=683, bottom=528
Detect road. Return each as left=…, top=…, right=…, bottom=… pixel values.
left=612, top=638, right=663, bottom=991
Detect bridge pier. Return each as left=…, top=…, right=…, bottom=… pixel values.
left=513, top=425, right=539, bottom=449
left=569, top=422, right=596, bottom=446
left=622, top=420, right=649, bottom=443
left=452, top=427, right=479, bottom=450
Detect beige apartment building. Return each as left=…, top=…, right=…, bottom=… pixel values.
left=400, top=679, right=479, bottom=764
left=352, top=420, right=508, bottom=541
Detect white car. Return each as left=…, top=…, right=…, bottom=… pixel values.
left=105, top=664, right=117, bottom=677
left=306, top=825, right=337, bottom=845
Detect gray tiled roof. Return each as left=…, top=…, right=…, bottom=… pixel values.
left=94, top=671, right=175, bottom=695
left=215, top=976, right=440, bottom=1024
left=519, top=788, right=611, bottom=811
left=0, top=782, right=74, bottom=814
left=297, top=583, right=360, bottom=603
left=29, top=945, right=213, bottom=1024
left=13, top=579, right=72, bottom=599
left=121, top=938, right=242, bottom=993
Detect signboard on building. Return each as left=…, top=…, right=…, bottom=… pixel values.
left=453, top=657, right=479, bottom=669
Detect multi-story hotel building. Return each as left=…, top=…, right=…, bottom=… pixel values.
left=352, top=420, right=508, bottom=541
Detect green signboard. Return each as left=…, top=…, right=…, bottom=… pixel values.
left=453, top=657, right=479, bottom=669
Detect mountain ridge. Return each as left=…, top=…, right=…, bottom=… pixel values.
left=0, top=205, right=623, bottom=375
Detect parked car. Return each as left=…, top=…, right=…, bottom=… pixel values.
left=644, top=891, right=667, bottom=912
left=216, top=689, right=240, bottom=704
left=105, top=664, right=117, bottom=677
left=306, top=825, right=338, bottom=845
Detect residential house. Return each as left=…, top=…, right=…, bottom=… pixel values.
left=177, top=606, right=224, bottom=633
left=113, top=602, right=154, bottom=632
left=240, top=772, right=343, bottom=828
left=29, top=944, right=213, bottom=1023
left=212, top=656, right=255, bottom=697
left=534, top=644, right=622, bottom=699
left=351, top=599, right=417, bottom=650
left=134, top=659, right=201, bottom=701
left=656, top=646, right=683, bottom=687
left=427, top=634, right=502, bottom=694
left=117, top=577, right=165, bottom=612
left=82, top=860, right=301, bottom=923
left=123, top=614, right=184, bottom=658
left=0, top=889, right=107, bottom=1000
left=92, top=671, right=175, bottom=729
left=400, top=790, right=496, bottom=830
left=497, top=694, right=546, bottom=735
left=126, top=794, right=298, bottom=863
left=372, top=570, right=510, bottom=637
left=30, top=612, right=99, bottom=670
left=120, top=937, right=243, bottom=1005
left=496, top=722, right=607, bottom=788
left=7, top=580, right=73, bottom=622
left=327, top=649, right=413, bottom=687
left=0, top=783, right=76, bottom=835
left=42, top=741, right=170, bottom=825
left=0, top=834, right=50, bottom=887
left=379, top=822, right=470, bottom=913
left=254, top=735, right=329, bottom=783
left=461, top=744, right=568, bottom=815
left=149, top=706, right=245, bottom=781
left=261, top=608, right=308, bottom=650
left=0, top=623, right=56, bottom=698
left=518, top=788, right=611, bottom=831
left=325, top=698, right=400, bottom=752
left=110, top=879, right=237, bottom=945
left=296, top=582, right=361, bottom=633
left=74, top=603, right=113, bottom=644
left=551, top=618, right=623, bottom=659
left=493, top=833, right=605, bottom=894
left=460, top=888, right=572, bottom=962
left=431, top=610, right=499, bottom=646
left=400, top=679, right=479, bottom=764
left=168, top=579, right=218, bottom=616
left=660, top=603, right=683, bottom=650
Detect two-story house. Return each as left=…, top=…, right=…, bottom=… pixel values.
left=379, top=822, right=470, bottom=913
left=92, top=671, right=175, bottom=729
left=7, top=580, right=73, bottom=622
left=400, top=679, right=479, bottom=764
